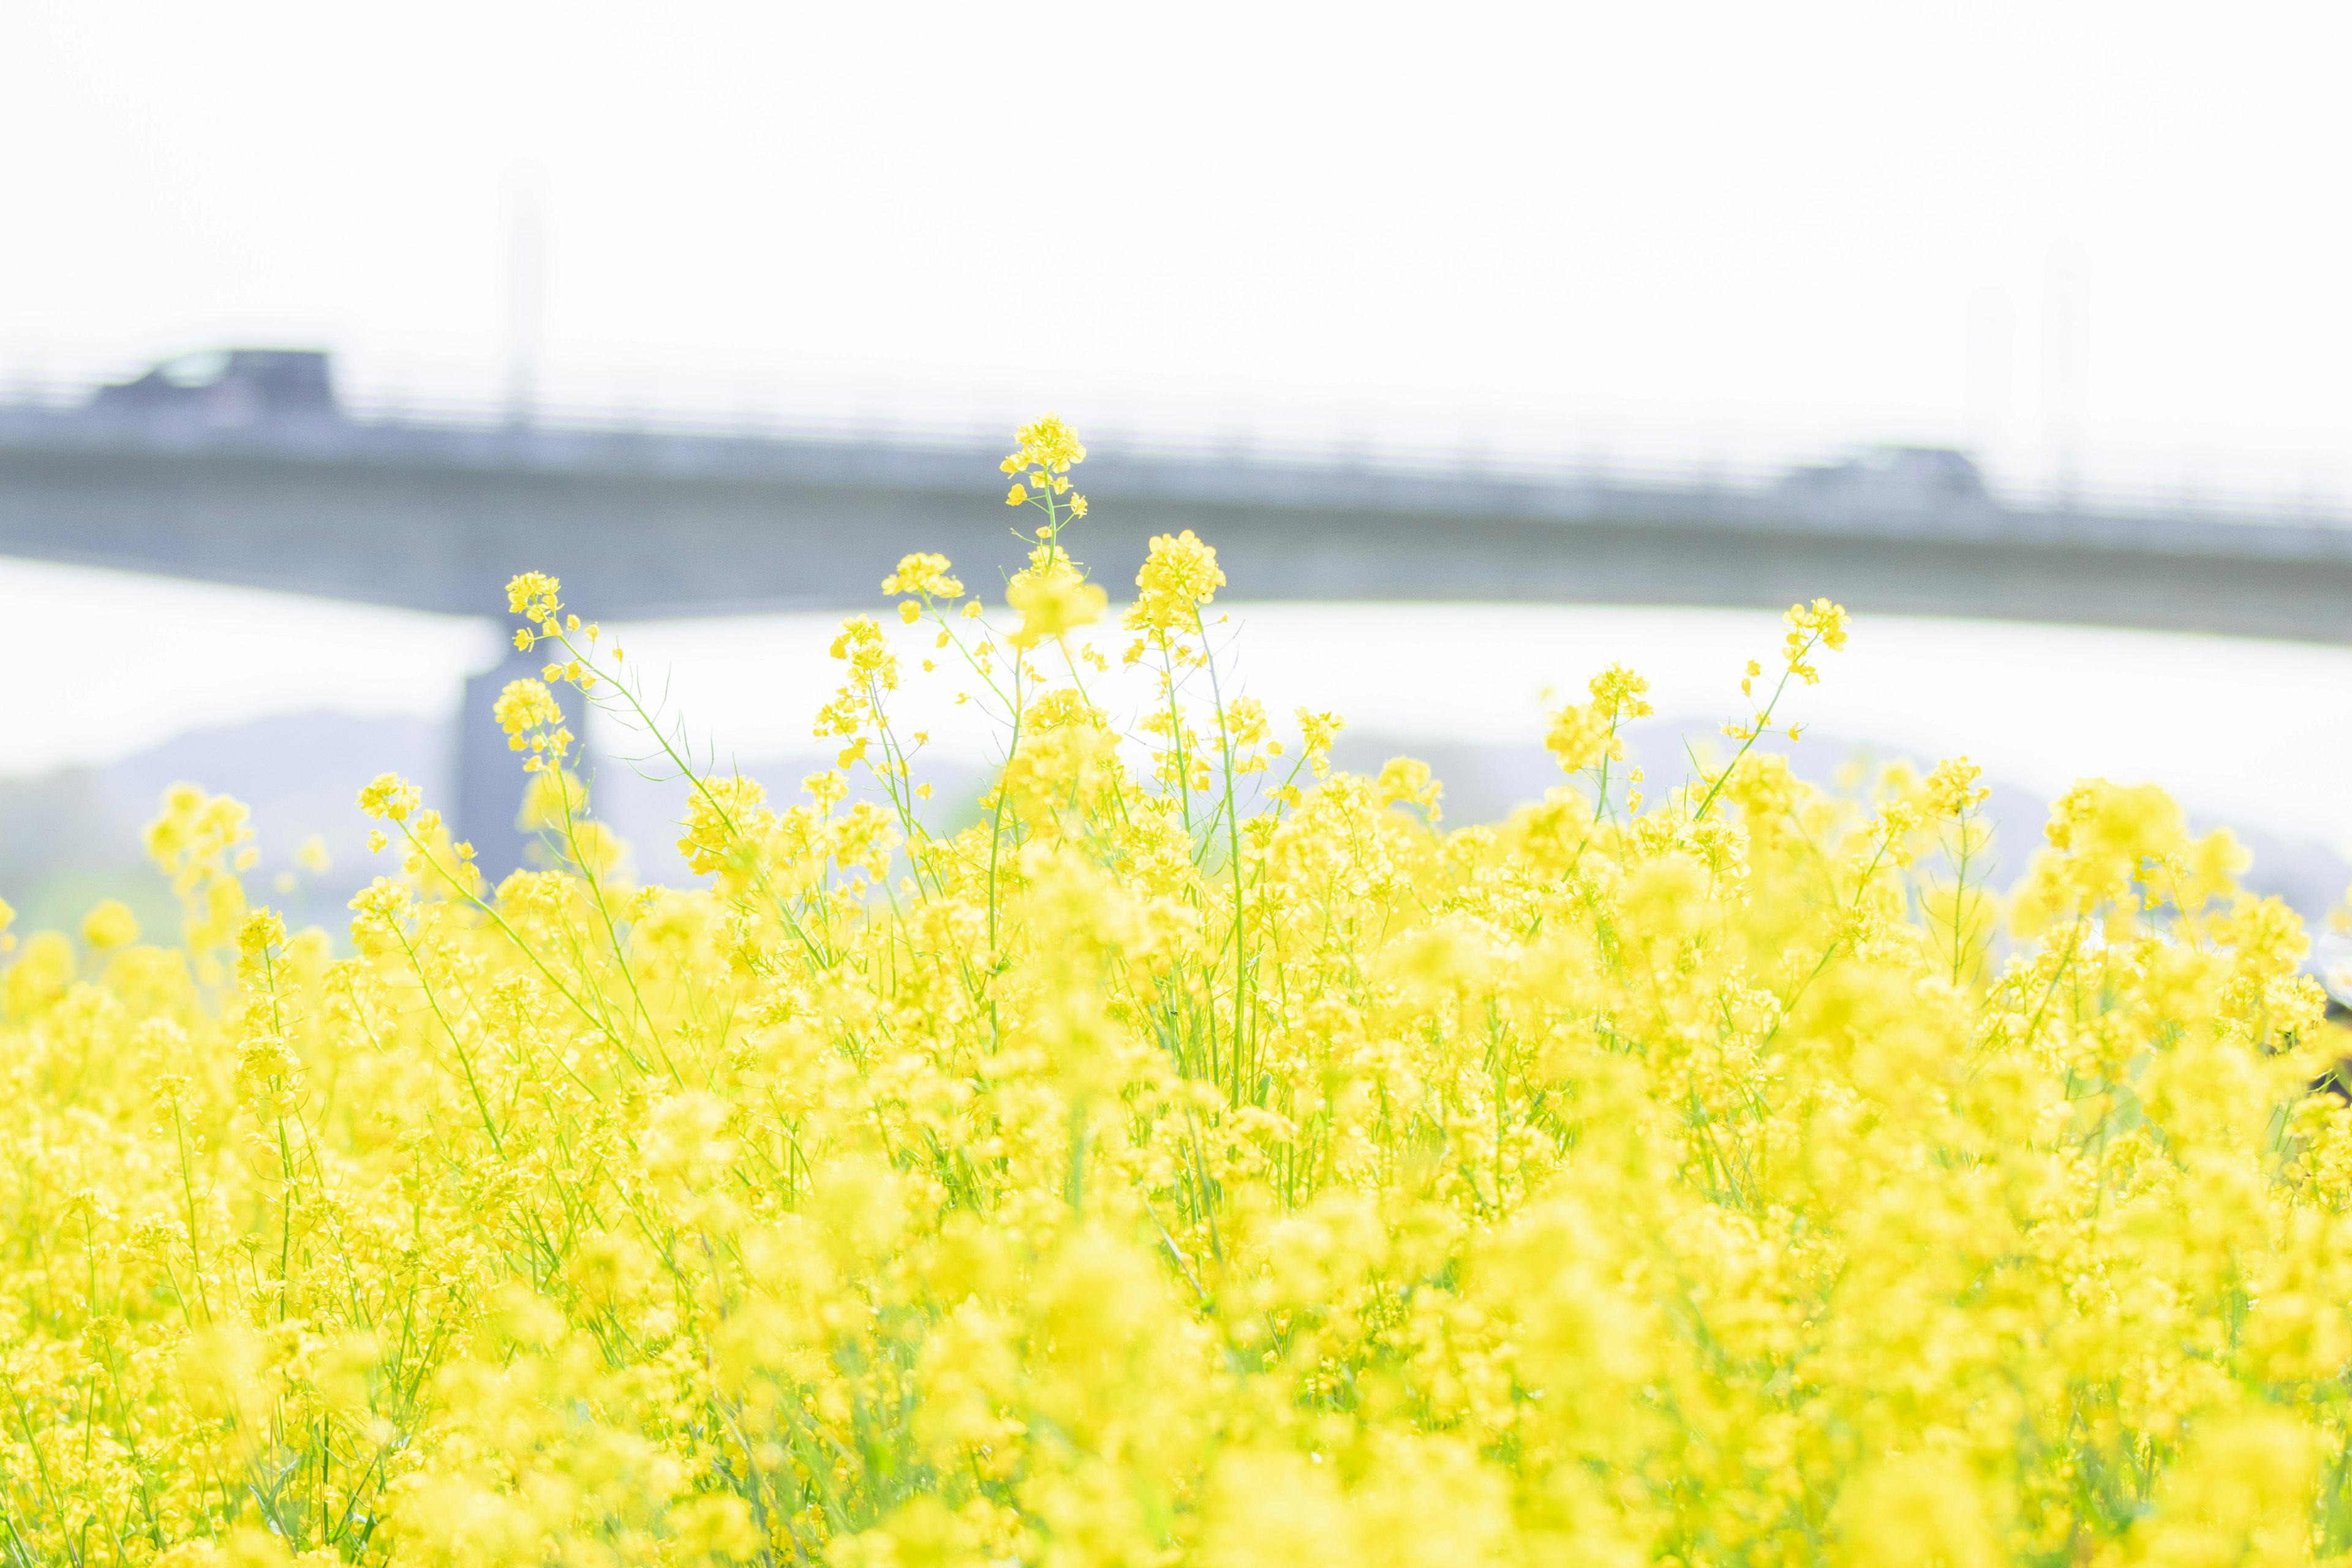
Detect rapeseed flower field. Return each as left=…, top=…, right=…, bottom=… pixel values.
left=5, top=418, right=2352, bottom=1566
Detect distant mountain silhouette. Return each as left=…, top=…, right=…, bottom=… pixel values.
left=1332, top=720, right=2351, bottom=925
left=0, top=712, right=447, bottom=937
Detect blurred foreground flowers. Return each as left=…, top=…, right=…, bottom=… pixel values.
left=7, top=418, right=2352, bottom=1566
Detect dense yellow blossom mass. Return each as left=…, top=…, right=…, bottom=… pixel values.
left=6, top=421, right=2352, bottom=1566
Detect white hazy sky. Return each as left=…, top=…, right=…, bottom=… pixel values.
left=4, top=2, right=2350, bottom=494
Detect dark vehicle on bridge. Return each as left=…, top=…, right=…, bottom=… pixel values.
left=1771, top=445, right=1996, bottom=521
left=89, top=349, right=339, bottom=423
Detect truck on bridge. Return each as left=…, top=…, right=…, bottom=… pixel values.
left=88, top=349, right=340, bottom=424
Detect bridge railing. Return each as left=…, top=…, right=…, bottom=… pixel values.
left=3, top=360, right=2346, bottom=531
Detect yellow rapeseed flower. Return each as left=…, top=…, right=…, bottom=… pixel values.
left=1005, top=542, right=1107, bottom=649
left=1, top=413, right=2345, bottom=1567
left=882, top=552, right=965, bottom=600
left=80, top=899, right=139, bottom=949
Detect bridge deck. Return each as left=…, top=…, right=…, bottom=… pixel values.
left=4, top=406, right=2351, bottom=643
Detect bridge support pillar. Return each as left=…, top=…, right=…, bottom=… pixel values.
left=456, top=642, right=567, bottom=880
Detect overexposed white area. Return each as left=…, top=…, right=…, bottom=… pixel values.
left=0, top=559, right=495, bottom=774
left=0, top=553, right=2343, bottom=862
left=604, top=603, right=2352, bottom=851
left=3, top=4, right=2351, bottom=502
left=5, top=551, right=2340, bottom=858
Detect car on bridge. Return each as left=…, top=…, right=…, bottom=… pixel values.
left=89, top=348, right=339, bottom=423
left=1771, top=444, right=1997, bottom=521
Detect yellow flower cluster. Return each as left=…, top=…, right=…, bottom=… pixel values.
left=1544, top=662, right=1655, bottom=775
left=491, top=677, right=573, bottom=772
left=1005, top=542, right=1107, bottom=650
left=885, top=552, right=967, bottom=625
left=1124, top=529, right=1226, bottom=648
left=1000, top=414, right=1088, bottom=519
left=7, top=419, right=2352, bottom=1566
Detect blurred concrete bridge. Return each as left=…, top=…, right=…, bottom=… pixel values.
left=6, top=386, right=2351, bottom=864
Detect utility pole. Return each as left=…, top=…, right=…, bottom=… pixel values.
left=503, top=169, right=545, bottom=428
left=2043, top=250, right=2084, bottom=511
left=1967, top=285, right=2011, bottom=478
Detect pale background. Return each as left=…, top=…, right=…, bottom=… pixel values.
left=2, top=1, right=2348, bottom=935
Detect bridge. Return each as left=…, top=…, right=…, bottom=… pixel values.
left=5, top=382, right=2350, bottom=866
